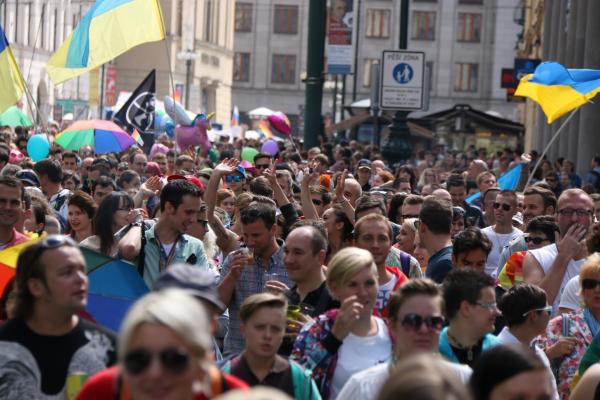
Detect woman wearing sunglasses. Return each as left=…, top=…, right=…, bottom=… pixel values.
left=291, top=247, right=393, bottom=399
left=78, top=289, right=247, bottom=399
left=535, top=254, right=600, bottom=399
left=337, top=279, right=471, bottom=400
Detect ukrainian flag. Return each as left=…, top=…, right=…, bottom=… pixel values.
left=0, top=26, right=25, bottom=114
left=515, top=61, right=600, bottom=124
left=47, top=0, right=166, bottom=85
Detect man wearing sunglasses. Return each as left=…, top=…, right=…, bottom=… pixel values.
left=481, top=190, right=523, bottom=277
left=253, top=153, right=273, bottom=177
left=523, top=188, right=594, bottom=312
left=337, top=279, right=472, bottom=399
left=497, top=284, right=559, bottom=400
left=0, top=235, right=116, bottom=398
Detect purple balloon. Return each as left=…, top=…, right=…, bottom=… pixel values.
left=261, top=139, right=279, bottom=156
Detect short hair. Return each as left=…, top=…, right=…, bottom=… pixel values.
left=314, top=154, right=329, bottom=165
left=403, top=194, right=424, bottom=206
left=308, top=185, right=332, bottom=205
left=523, top=186, right=557, bottom=211
left=248, top=176, right=274, bottom=197
left=580, top=253, right=600, bottom=289
left=388, top=279, right=441, bottom=324
left=587, top=223, right=600, bottom=253
left=0, top=175, right=24, bottom=201
left=355, top=195, right=386, bottom=217
left=68, top=190, right=97, bottom=220
left=33, top=158, right=63, bottom=183
left=235, top=192, right=254, bottom=211
left=253, top=153, right=273, bottom=163
left=92, top=176, right=117, bottom=192
left=275, top=170, right=293, bottom=188
left=472, top=159, right=488, bottom=172
left=326, top=247, right=377, bottom=292
left=62, top=151, right=77, bottom=162
left=119, top=289, right=211, bottom=365
left=175, top=154, right=194, bottom=168
left=159, top=180, right=201, bottom=212
left=216, top=189, right=235, bottom=205
left=117, top=170, right=140, bottom=189
left=14, top=235, right=79, bottom=318
left=288, top=224, right=328, bottom=254
left=354, top=213, right=393, bottom=241
left=526, top=215, right=558, bottom=243
left=498, top=283, right=547, bottom=326
left=476, top=171, right=495, bottom=186
left=446, top=174, right=466, bottom=190
left=419, top=196, right=452, bottom=235
left=239, top=292, right=287, bottom=324
left=442, top=268, right=495, bottom=321
left=452, top=227, right=492, bottom=257
left=240, top=201, right=277, bottom=229
left=62, top=170, right=81, bottom=188
left=482, top=187, right=501, bottom=202
left=497, top=189, right=517, bottom=207
left=470, top=345, right=547, bottom=400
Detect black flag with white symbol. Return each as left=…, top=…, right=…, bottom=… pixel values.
left=113, top=70, right=155, bottom=133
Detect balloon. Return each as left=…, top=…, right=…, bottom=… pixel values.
left=165, top=121, right=175, bottom=137
left=239, top=160, right=253, bottom=169
left=150, top=143, right=169, bottom=158
left=268, top=111, right=291, bottom=136
left=241, top=147, right=258, bottom=162
left=175, top=121, right=211, bottom=155
left=208, top=148, right=219, bottom=163
left=27, top=134, right=50, bottom=162
left=261, top=139, right=279, bottom=156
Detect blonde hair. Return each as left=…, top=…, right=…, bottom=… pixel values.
left=119, top=289, right=211, bottom=364
left=580, top=253, right=600, bottom=286
left=239, top=292, right=287, bottom=324
left=326, top=247, right=378, bottom=292
left=402, top=218, right=419, bottom=233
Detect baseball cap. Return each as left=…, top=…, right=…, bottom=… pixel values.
left=153, top=263, right=226, bottom=312
left=235, top=165, right=247, bottom=178
left=167, top=174, right=205, bottom=191
left=16, top=169, right=40, bottom=187
left=357, top=159, right=372, bottom=169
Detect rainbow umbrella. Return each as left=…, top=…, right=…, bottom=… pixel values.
left=0, top=239, right=39, bottom=296
left=55, top=120, right=136, bottom=153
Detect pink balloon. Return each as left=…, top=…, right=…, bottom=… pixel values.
left=239, top=160, right=253, bottom=169
left=268, top=111, right=291, bottom=136
left=150, top=143, right=169, bottom=158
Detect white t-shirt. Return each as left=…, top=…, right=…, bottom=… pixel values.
left=481, top=226, right=522, bottom=277
left=375, top=274, right=398, bottom=314
left=336, top=358, right=472, bottom=400
left=529, top=243, right=585, bottom=314
left=559, top=275, right=581, bottom=312
left=330, top=317, right=393, bottom=400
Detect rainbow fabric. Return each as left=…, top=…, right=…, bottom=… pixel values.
left=257, top=119, right=273, bottom=139
left=496, top=251, right=526, bottom=290
left=231, top=105, right=239, bottom=126
left=47, top=0, right=166, bottom=84
left=0, top=239, right=38, bottom=296
left=0, top=26, right=25, bottom=113
left=131, top=129, right=144, bottom=146
left=515, top=61, right=600, bottom=123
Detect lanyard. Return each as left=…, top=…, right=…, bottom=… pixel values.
left=155, top=234, right=181, bottom=272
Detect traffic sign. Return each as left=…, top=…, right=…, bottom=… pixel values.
left=380, top=50, right=425, bottom=110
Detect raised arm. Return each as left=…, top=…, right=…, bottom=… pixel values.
left=205, top=159, right=240, bottom=244
left=264, top=167, right=290, bottom=208
left=334, top=170, right=355, bottom=223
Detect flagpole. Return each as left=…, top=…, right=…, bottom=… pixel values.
left=524, top=108, right=579, bottom=188
left=163, top=39, right=176, bottom=98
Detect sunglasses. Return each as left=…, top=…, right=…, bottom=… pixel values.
left=124, top=347, right=190, bottom=375
left=493, top=202, right=512, bottom=211
left=522, top=305, right=553, bottom=317
left=582, top=278, right=600, bottom=290
left=197, top=219, right=208, bottom=228
left=225, top=176, right=242, bottom=183
left=30, top=235, right=78, bottom=265
left=524, top=236, right=548, bottom=245
left=400, top=313, right=444, bottom=332
left=255, top=164, right=270, bottom=170
left=312, top=199, right=323, bottom=206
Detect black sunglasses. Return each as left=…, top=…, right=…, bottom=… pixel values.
left=197, top=219, right=208, bottom=228
left=582, top=279, right=600, bottom=290
left=400, top=313, right=444, bottom=332
left=312, top=199, right=323, bottom=206
left=124, top=347, right=190, bottom=375
left=524, top=236, right=548, bottom=245
left=255, top=164, right=270, bottom=170
left=493, top=202, right=512, bottom=211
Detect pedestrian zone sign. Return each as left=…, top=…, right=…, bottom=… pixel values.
left=380, top=50, right=425, bottom=110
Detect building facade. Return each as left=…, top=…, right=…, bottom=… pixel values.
left=232, top=0, right=522, bottom=139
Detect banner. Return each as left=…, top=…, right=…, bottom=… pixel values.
left=113, top=70, right=155, bottom=134
left=326, top=0, right=355, bottom=75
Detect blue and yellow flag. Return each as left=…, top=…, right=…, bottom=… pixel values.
left=0, top=26, right=25, bottom=114
left=47, top=0, right=166, bottom=85
left=515, top=61, right=600, bottom=123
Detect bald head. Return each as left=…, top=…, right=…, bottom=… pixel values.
left=344, top=178, right=362, bottom=207
left=432, top=188, right=452, bottom=203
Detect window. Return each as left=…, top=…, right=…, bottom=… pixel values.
left=412, top=11, right=436, bottom=40
left=459, top=0, right=483, bottom=4
left=362, top=58, right=379, bottom=88
left=271, top=54, right=296, bottom=84
left=365, top=9, right=390, bottom=38
left=204, top=0, right=213, bottom=42
left=457, top=13, right=481, bottom=42
left=234, top=52, right=250, bottom=82
left=454, top=63, right=478, bottom=92
left=235, top=2, right=252, bottom=32
left=273, top=5, right=298, bottom=34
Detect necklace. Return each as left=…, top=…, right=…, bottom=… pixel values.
left=447, top=329, right=475, bottom=362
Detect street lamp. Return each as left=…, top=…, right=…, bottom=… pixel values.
left=177, top=49, right=198, bottom=109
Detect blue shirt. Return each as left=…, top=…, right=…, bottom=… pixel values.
left=426, top=245, right=454, bottom=283
left=220, top=243, right=290, bottom=356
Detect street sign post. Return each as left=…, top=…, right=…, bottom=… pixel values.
left=380, top=50, right=425, bottom=110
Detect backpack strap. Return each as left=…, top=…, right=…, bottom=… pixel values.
left=399, top=251, right=411, bottom=277
left=137, top=223, right=146, bottom=277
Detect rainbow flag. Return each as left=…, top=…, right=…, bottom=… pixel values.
left=131, top=129, right=144, bottom=146
left=0, top=26, right=25, bottom=113
left=0, top=239, right=39, bottom=296
left=257, top=119, right=273, bottom=139
left=515, top=61, right=600, bottom=123
left=47, top=0, right=166, bottom=84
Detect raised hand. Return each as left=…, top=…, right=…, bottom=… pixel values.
left=556, top=223, right=588, bottom=260
left=214, top=158, right=240, bottom=176
left=333, top=169, right=349, bottom=203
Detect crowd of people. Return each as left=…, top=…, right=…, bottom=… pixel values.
left=1, top=126, right=600, bottom=400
